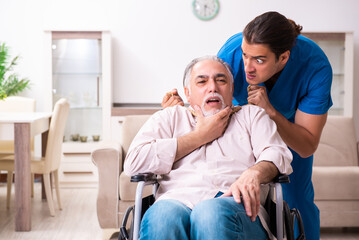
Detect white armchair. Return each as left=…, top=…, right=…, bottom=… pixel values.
left=92, top=114, right=359, bottom=230
left=91, top=115, right=153, bottom=229
left=313, top=116, right=359, bottom=227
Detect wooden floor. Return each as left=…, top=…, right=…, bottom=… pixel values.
left=1, top=182, right=359, bottom=240
left=0, top=182, right=106, bottom=240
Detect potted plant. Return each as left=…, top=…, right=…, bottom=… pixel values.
left=0, top=42, right=30, bottom=100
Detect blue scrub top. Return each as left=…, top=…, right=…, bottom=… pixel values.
left=218, top=32, right=333, bottom=239
left=218, top=32, right=333, bottom=123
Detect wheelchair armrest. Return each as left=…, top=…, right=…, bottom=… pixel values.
left=131, top=172, right=158, bottom=183
left=273, top=174, right=290, bottom=184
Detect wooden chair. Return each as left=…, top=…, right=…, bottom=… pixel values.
left=0, top=98, right=70, bottom=216
left=0, top=96, right=36, bottom=208
left=0, top=96, right=36, bottom=157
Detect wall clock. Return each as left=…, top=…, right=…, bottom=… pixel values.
left=192, top=0, right=220, bottom=21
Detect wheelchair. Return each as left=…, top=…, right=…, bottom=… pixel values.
left=119, top=173, right=305, bottom=240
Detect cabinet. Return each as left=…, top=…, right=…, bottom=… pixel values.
left=302, top=32, right=354, bottom=117
left=44, top=31, right=112, bottom=187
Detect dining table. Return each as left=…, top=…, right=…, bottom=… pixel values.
left=0, top=112, right=52, bottom=231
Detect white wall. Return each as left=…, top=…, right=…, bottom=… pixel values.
left=1, top=0, right=359, bottom=136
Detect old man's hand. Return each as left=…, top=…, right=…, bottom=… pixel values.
left=193, top=105, right=232, bottom=144
left=221, top=168, right=261, bottom=222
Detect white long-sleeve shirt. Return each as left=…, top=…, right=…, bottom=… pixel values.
left=124, top=104, right=292, bottom=209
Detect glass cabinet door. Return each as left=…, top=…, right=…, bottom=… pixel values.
left=302, top=32, right=354, bottom=117
left=52, top=32, right=103, bottom=142
left=311, top=35, right=345, bottom=115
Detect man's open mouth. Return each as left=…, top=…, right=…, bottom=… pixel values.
left=203, top=94, right=224, bottom=108
left=201, top=93, right=226, bottom=117
left=206, top=97, right=221, bottom=104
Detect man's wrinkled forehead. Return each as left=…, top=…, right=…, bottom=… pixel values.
left=183, top=56, right=234, bottom=88
left=190, top=60, right=231, bottom=81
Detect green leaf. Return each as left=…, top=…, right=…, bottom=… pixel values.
left=0, top=42, right=31, bottom=99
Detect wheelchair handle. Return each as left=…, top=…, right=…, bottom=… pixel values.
left=274, top=174, right=290, bottom=184
left=131, top=173, right=158, bottom=183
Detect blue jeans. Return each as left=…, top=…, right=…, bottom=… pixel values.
left=139, top=197, right=268, bottom=240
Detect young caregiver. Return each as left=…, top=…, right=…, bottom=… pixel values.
left=162, top=11, right=332, bottom=240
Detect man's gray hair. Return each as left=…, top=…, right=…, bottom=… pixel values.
left=182, top=55, right=234, bottom=88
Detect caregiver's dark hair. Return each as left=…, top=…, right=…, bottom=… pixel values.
left=243, top=11, right=303, bottom=59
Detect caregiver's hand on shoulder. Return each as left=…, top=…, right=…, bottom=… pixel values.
left=161, top=88, right=184, bottom=109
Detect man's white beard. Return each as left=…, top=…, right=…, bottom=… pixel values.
left=201, top=93, right=226, bottom=117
